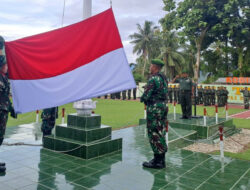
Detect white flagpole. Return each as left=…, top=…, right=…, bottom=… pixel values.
left=83, top=0, right=92, bottom=19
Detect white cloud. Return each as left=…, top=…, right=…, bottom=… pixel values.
left=0, top=0, right=165, bottom=63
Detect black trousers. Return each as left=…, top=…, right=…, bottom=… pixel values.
left=180, top=91, right=192, bottom=118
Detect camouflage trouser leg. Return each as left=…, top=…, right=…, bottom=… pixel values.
left=146, top=104, right=167, bottom=154
left=0, top=110, right=8, bottom=146
left=41, top=119, right=55, bottom=135
left=244, top=98, right=249, bottom=109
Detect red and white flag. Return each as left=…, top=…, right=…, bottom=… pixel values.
left=5, top=8, right=136, bottom=113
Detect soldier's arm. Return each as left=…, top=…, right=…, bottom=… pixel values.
left=171, top=75, right=179, bottom=83
left=0, top=77, right=4, bottom=93
left=140, top=77, right=155, bottom=104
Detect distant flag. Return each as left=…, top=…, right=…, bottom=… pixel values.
left=5, top=8, right=136, bottom=113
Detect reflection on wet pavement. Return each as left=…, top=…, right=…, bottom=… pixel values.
left=0, top=123, right=249, bottom=190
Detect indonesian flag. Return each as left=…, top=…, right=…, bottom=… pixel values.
left=5, top=8, right=136, bottom=113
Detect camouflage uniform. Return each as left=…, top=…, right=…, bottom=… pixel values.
left=211, top=86, right=216, bottom=105
left=217, top=87, right=223, bottom=107
left=198, top=86, right=203, bottom=104
left=128, top=89, right=131, bottom=100
left=122, top=90, right=127, bottom=100
left=0, top=39, right=16, bottom=146
left=41, top=107, right=58, bottom=136
left=132, top=87, right=137, bottom=100
left=0, top=73, right=10, bottom=146
left=223, top=87, right=229, bottom=106
left=240, top=88, right=249, bottom=109
left=207, top=86, right=212, bottom=106
left=141, top=72, right=168, bottom=155
left=175, top=77, right=193, bottom=119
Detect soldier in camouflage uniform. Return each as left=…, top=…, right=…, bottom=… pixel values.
left=203, top=86, right=208, bottom=106
left=132, top=87, right=137, bottom=100
left=172, top=70, right=194, bottom=119
left=211, top=86, right=216, bottom=105
left=141, top=59, right=168, bottom=169
left=223, top=87, right=229, bottom=106
left=122, top=90, right=127, bottom=100
left=127, top=89, right=131, bottom=100
left=207, top=86, right=212, bottom=106
left=41, top=107, right=58, bottom=137
left=240, top=87, right=249, bottom=109
left=0, top=36, right=17, bottom=173
left=217, top=87, right=223, bottom=107
left=198, top=85, right=203, bottom=104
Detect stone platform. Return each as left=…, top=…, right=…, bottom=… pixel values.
left=139, top=113, right=237, bottom=140
left=43, top=114, right=122, bottom=159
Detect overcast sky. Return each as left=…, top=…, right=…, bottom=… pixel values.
left=0, top=0, right=166, bottom=63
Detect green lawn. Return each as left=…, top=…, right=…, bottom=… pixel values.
left=211, top=149, right=250, bottom=161
left=6, top=99, right=250, bottom=161
left=7, top=99, right=248, bottom=129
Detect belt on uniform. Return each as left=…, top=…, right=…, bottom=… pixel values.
left=147, top=101, right=166, bottom=105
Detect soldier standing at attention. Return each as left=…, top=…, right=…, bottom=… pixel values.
left=41, top=107, right=58, bottom=138
left=132, top=87, right=137, bottom=100
left=211, top=86, right=216, bottom=105
left=240, top=87, right=249, bottom=109
left=122, top=90, right=127, bottom=100
left=172, top=70, right=194, bottom=119
left=127, top=89, right=131, bottom=100
left=217, top=87, right=223, bottom=107
left=0, top=36, right=17, bottom=173
left=198, top=85, right=203, bottom=105
left=207, top=86, right=212, bottom=106
left=141, top=59, right=168, bottom=169
left=168, top=85, right=173, bottom=103
left=203, top=86, right=208, bottom=106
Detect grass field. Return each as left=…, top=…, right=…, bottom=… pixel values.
left=7, top=98, right=249, bottom=129
left=6, top=98, right=250, bottom=161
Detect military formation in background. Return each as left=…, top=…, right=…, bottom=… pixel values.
left=167, top=85, right=230, bottom=107
left=97, top=88, right=137, bottom=100
left=240, top=87, right=250, bottom=109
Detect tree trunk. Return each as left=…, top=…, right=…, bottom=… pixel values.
left=141, top=50, right=148, bottom=78
left=225, top=38, right=229, bottom=75
left=194, top=27, right=208, bottom=82
left=238, top=47, right=243, bottom=77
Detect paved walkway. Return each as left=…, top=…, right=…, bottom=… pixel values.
left=0, top=123, right=249, bottom=190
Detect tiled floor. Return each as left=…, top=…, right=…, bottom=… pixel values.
left=0, top=123, right=249, bottom=190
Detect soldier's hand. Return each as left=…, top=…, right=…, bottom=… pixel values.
left=10, top=110, right=17, bottom=119
left=9, top=106, right=18, bottom=119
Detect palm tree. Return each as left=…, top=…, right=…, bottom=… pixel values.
left=160, top=31, right=185, bottom=79
left=129, top=21, right=156, bottom=78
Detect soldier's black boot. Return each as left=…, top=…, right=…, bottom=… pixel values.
left=143, top=154, right=165, bottom=169
left=142, top=154, right=156, bottom=168
left=155, top=153, right=165, bottom=169
left=0, top=166, right=6, bottom=173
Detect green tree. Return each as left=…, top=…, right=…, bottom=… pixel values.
left=129, top=21, right=157, bottom=78
left=159, top=31, right=185, bottom=79
left=162, top=0, right=225, bottom=81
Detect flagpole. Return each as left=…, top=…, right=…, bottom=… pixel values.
left=83, top=0, right=92, bottom=19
